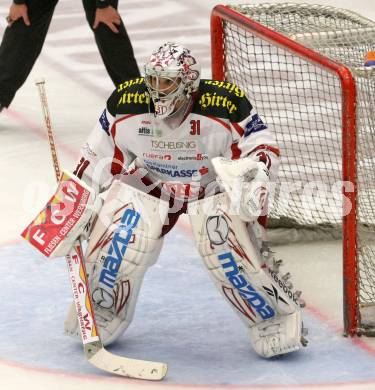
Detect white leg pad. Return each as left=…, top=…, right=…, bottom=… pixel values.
left=188, top=193, right=306, bottom=358
left=249, top=311, right=302, bottom=358
left=64, top=179, right=169, bottom=346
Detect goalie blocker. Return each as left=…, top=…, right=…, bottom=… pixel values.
left=21, top=171, right=96, bottom=258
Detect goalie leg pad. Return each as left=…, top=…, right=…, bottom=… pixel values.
left=188, top=193, right=306, bottom=358
left=248, top=311, right=303, bottom=358
left=65, top=179, right=169, bottom=346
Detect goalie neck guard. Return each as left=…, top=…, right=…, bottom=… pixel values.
left=144, top=42, right=201, bottom=118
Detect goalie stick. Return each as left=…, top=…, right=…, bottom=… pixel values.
left=33, top=78, right=168, bottom=380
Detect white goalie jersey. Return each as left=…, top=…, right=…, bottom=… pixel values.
left=73, top=77, right=280, bottom=201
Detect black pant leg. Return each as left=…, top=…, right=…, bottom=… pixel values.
left=0, top=0, right=58, bottom=107
left=82, top=0, right=140, bottom=85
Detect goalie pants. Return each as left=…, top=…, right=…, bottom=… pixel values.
left=0, top=0, right=140, bottom=108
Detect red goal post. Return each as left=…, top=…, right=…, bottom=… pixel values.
left=211, top=3, right=375, bottom=336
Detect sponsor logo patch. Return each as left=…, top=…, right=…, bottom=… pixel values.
left=244, top=114, right=267, bottom=136
left=177, top=153, right=208, bottom=161
left=199, top=92, right=238, bottom=114
left=99, top=110, right=110, bottom=135
left=93, top=208, right=140, bottom=309
left=138, top=127, right=163, bottom=137
left=146, top=164, right=197, bottom=178
left=116, top=77, right=144, bottom=93
left=219, top=252, right=275, bottom=320
left=118, top=92, right=150, bottom=106
left=82, top=143, right=97, bottom=157
left=199, top=166, right=209, bottom=175
left=204, top=80, right=245, bottom=97
left=206, top=215, right=229, bottom=245
left=268, top=268, right=299, bottom=306
left=151, top=140, right=196, bottom=150
left=143, top=152, right=172, bottom=160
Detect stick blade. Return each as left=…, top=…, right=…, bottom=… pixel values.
left=84, top=342, right=167, bottom=381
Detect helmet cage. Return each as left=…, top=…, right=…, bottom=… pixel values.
left=145, top=71, right=184, bottom=102
left=144, top=42, right=201, bottom=118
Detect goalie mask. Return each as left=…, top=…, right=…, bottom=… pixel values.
left=144, top=42, right=201, bottom=118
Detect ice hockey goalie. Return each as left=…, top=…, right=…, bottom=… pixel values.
left=25, top=42, right=308, bottom=359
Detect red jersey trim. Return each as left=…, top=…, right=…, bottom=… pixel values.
left=110, top=114, right=137, bottom=137
left=231, top=142, right=242, bottom=160
left=111, top=145, right=125, bottom=175
left=109, top=114, right=136, bottom=175
left=248, top=144, right=280, bottom=157
left=207, top=115, right=231, bottom=132
left=232, top=122, right=244, bottom=137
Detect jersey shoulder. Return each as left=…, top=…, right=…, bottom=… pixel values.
left=106, top=77, right=152, bottom=116
left=192, top=79, right=253, bottom=122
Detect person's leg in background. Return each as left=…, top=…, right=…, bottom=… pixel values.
left=0, top=0, right=59, bottom=109
left=82, top=0, right=140, bottom=85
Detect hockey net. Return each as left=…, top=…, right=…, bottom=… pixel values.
left=211, top=3, right=375, bottom=336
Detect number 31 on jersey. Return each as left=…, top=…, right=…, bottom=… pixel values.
left=190, top=119, right=201, bottom=135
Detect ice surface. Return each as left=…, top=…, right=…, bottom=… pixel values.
left=1, top=230, right=375, bottom=385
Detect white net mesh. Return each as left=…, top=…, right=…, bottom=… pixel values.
left=219, top=3, right=375, bottom=333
